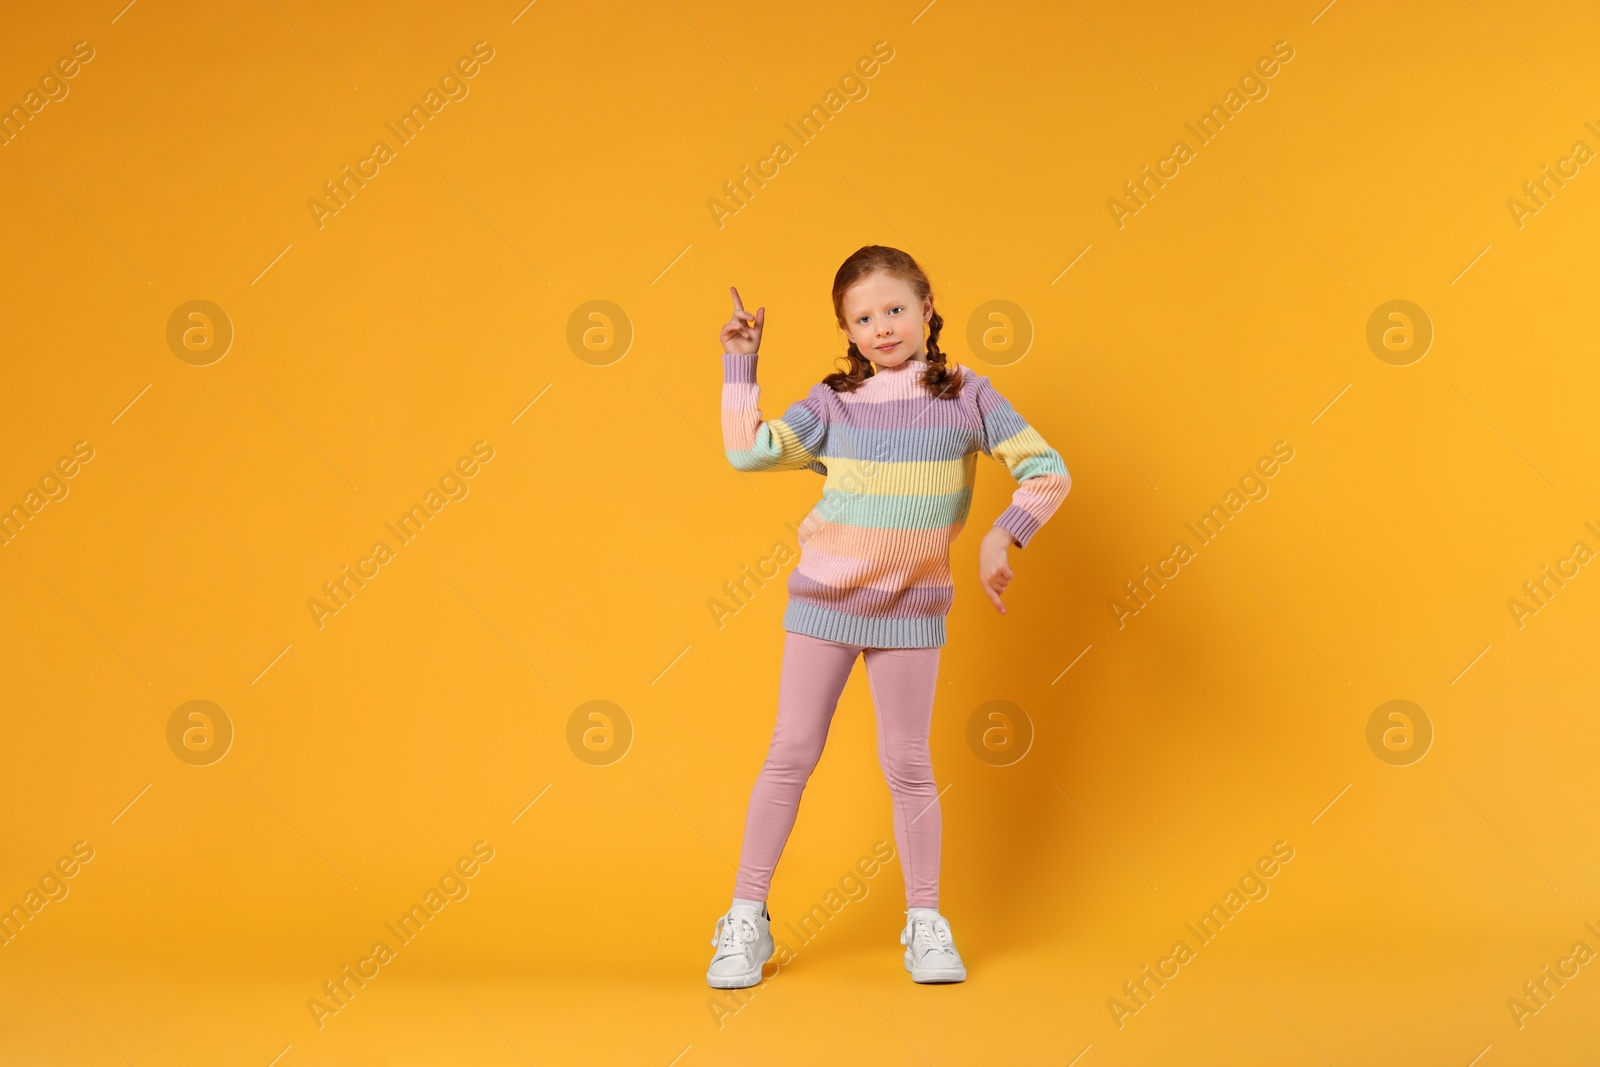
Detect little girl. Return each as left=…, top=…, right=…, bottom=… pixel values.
left=706, top=245, right=1072, bottom=988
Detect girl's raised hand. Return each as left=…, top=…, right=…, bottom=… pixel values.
left=720, top=286, right=765, bottom=355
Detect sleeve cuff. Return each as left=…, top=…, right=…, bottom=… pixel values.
left=722, top=350, right=757, bottom=383
left=994, top=505, right=1043, bottom=550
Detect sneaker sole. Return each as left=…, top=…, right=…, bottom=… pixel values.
left=904, top=949, right=966, bottom=983
left=706, top=931, right=775, bottom=989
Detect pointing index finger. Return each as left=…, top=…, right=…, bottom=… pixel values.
left=729, top=286, right=746, bottom=315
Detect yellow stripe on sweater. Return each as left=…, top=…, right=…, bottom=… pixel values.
left=990, top=425, right=1064, bottom=478
left=821, top=454, right=976, bottom=497
left=762, top=419, right=820, bottom=471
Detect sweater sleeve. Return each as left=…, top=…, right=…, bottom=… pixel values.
left=721, top=351, right=830, bottom=474
left=971, top=371, right=1071, bottom=549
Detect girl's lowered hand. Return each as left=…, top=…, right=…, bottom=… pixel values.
left=720, top=286, right=765, bottom=354
left=978, top=526, right=1017, bottom=614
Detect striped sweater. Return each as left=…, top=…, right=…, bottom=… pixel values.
left=721, top=350, right=1071, bottom=648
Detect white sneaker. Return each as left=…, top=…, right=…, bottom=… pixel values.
left=900, top=910, right=967, bottom=983
left=706, top=902, right=774, bottom=989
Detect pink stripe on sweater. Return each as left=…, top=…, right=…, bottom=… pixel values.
left=1007, top=472, right=1071, bottom=521
left=798, top=515, right=961, bottom=562
left=721, top=381, right=762, bottom=450
left=794, top=539, right=954, bottom=590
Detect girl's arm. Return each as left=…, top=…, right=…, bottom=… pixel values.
left=972, top=372, right=1072, bottom=547
left=721, top=351, right=830, bottom=473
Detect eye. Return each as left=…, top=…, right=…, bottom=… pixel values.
left=889, top=306, right=903, bottom=315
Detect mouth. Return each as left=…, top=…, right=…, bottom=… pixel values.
left=875, top=341, right=900, bottom=352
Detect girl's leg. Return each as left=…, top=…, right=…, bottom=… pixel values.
left=732, top=631, right=862, bottom=902
left=862, top=645, right=942, bottom=910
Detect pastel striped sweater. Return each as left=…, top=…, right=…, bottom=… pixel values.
left=721, top=350, right=1071, bottom=648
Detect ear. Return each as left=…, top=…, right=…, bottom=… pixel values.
left=922, top=296, right=933, bottom=323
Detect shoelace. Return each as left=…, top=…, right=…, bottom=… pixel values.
left=907, top=917, right=959, bottom=962
left=710, top=912, right=759, bottom=960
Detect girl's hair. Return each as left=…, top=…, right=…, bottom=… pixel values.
left=822, top=245, right=964, bottom=400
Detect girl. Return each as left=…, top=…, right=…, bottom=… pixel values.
left=706, top=245, right=1072, bottom=988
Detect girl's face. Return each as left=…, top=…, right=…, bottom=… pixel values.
left=840, top=271, right=932, bottom=369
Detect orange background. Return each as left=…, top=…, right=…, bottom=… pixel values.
left=1, top=0, right=1597, bottom=1063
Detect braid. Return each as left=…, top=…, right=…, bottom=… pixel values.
left=823, top=341, right=877, bottom=392
left=920, top=308, right=965, bottom=400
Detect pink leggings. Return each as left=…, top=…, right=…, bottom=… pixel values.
left=733, top=630, right=943, bottom=909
